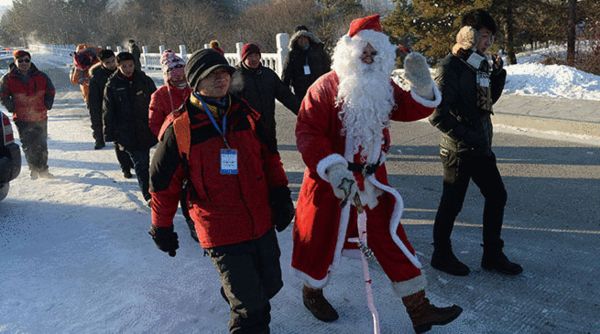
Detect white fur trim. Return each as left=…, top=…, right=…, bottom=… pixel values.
left=293, top=268, right=331, bottom=289
left=410, top=84, right=442, bottom=108
left=316, top=153, right=348, bottom=181
left=391, top=275, right=427, bottom=298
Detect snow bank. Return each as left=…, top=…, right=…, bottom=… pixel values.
left=503, top=63, right=600, bottom=100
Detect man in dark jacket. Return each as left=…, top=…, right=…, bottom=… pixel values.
left=103, top=52, right=157, bottom=203
left=0, top=50, right=55, bottom=179
left=88, top=49, right=134, bottom=177
left=148, top=49, right=294, bottom=334
left=230, top=43, right=300, bottom=152
left=429, top=9, right=522, bottom=277
left=282, top=26, right=331, bottom=99
left=128, top=39, right=142, bottom=71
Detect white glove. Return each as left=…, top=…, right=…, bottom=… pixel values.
left=326, top=164, right=358, bottom=202
left=403, top=52, right=434, bottom=100
left=359, top=179, right=384, bottom=210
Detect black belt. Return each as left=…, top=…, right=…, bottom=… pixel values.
left=347, top=161, right=379, bottom=176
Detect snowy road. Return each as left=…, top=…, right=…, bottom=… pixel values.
left=1, top=58, right=599, bottom=333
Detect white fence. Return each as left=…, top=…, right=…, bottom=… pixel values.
left=29, top=33, right=290, bottom=76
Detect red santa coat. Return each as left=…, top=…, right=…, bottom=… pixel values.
left=292, top=71, right=441, bottom=293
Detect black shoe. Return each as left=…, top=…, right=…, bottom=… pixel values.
left=482, top=251, right=523, bottom=275
left=302, top=286, right=339, bottom=322
left=431, top=249, right=470, bottom=276
left=122, top=169, right=132, bottom=179
left=94, top=141, right=105, bottom=150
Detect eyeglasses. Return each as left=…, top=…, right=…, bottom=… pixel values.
left=17, top=58, right=31, bottom=63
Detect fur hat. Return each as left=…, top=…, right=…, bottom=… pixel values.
left=13, top=50, right=30, bottom=59
left=241, top=43, right=261, bottom=61
left=160, top=50, right=186, bottom=73
left=452, top=26, right=478, bottom=55
left=185, top=49, right=235, bottom=89
left=461, top=9, right=497, bottom=35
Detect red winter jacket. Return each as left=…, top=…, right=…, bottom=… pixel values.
left=0, top=63, right=55, bottom=122
left=150, top=94, right=288, bottom=248
left=148, top=84, right=192, bottom=137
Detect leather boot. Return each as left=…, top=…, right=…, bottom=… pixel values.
left=302, top=285, right=339, bottom=322
left=481, top=244, right=523, bottom=275
left=402, top=290, right=462, bottom=333
left=431, top=246, right=470, bottom=276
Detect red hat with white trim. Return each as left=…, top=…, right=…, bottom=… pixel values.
left=347, top=14, right=382, bottom=37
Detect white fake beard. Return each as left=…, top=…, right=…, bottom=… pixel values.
left=332, top=30, right=397, bottom=161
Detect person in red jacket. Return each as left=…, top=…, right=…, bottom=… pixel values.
left=148, top=49, right=294, bottom=334
left=148, top=50, right=191, bottom=137
left=292, top=15, right=461, bottom=333
left=0, top=50, right=55, bottom=179
left=148, top=49, right=196, bottom=241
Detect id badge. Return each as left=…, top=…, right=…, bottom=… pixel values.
left=479, top=75, right=490, bottom=88
left=220, top=149, right=238, bottom=175
left=303, top=65, right=311, bottom=75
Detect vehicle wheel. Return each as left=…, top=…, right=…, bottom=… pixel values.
left=0, top=183, right=9, bottom=201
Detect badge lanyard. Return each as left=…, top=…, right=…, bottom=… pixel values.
left=193, top=93, right=238, bottom=175
left=194, top=92, right=230, bottom=149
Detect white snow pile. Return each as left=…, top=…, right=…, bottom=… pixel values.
left=503, top=63, right=600, bottom=100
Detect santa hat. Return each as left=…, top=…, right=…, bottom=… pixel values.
left=160, top=50, right=186, bottom=74
left=347, top=14, right=382, bottom=37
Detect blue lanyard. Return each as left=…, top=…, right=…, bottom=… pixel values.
left=194, top=92, right=230, bottom=148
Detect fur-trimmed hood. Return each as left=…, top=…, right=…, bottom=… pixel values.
left=289, top=30, right=323, bottom=50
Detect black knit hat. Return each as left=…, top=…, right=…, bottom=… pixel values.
left=185, top=49, right=235, bottom=89
left=461, top=9, right=497, bottom=35
left=116, top=51, right=134, bottom=63
left=98, top=49, right=115, bottom=61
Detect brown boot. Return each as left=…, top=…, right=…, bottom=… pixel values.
left=401, top=290, right=462, bottom=333
left=302, top=285, right=339, bottom=322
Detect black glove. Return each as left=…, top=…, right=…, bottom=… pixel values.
left=148, top=225, right=179, bottom=257
left=269, top=186, right=295, bottom=232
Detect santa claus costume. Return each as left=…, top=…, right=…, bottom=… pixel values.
left=292, top=14, right=462, bottom=333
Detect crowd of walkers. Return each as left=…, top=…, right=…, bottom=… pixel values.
left=0, top=9, right=523, bottom=334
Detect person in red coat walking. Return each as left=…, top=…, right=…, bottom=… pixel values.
left=148, top=50, right=192, bottom=137
left=148, top=49, right=294, bottom=333
left=292, top=15, right=462, bottom=333
left=0, top=50, right=55, bottom=179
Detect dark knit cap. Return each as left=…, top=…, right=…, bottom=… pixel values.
left=185, top=49, right=235, bottom=89
left=241, top=43, right=261, bottom=61
left=116, top=52, right=134, bottom=63
left=98, top=49, right=115, bottom=61
left=13, top=50, right=31, bottom=59
left=461, top=9, right=497, bottom=35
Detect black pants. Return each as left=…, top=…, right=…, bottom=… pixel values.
left=125, top=148, right=150, bottom=200
left=206, top=229, right=283, bottom=334
left=15, top=120, right=49, bottom=172
left=115, top=145, right=134, bottom=172
left=433, top=149, right=508, bottom=251
left=89, top=107, right=103, bottom=143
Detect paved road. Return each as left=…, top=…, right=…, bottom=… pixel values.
left=274, top=101, right=600, bottom=333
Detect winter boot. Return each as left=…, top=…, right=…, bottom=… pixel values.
left=302, top=285, right=339, bottom=322
left=122, top=169, right=133, bottom=179
left=94, top=140, right=105, bottom=150
left=481, top=242, right=523, bottom=275
left=30, top=170, right=39, bottom=180
left=431, top=246, right=470, bottom=276
left=402, top=290, right=462, bottom=333
left=38, top=169, right=54, bottom=179
left=185, top=218, right=199, bottom=242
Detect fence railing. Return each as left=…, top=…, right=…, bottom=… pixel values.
left=28, top=33, right=290, bottom=77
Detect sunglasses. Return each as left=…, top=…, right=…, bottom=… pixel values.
left=17, top=58, right=31, bottom=63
